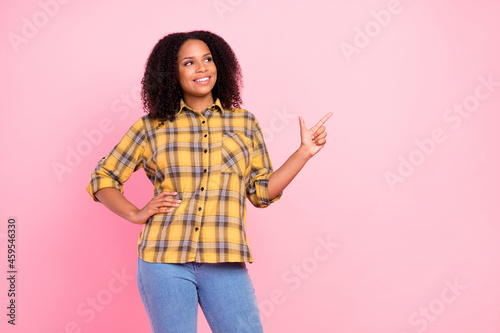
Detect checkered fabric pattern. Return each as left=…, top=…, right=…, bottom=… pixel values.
left=87, top=99, right=282, bottom=263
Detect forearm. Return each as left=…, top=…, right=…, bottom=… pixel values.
left=268, top=146, right=311, bottom=199
left=94, top=188, right=139, bottom=223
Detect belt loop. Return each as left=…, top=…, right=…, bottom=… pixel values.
left=192, top=262, right=201, bottom=272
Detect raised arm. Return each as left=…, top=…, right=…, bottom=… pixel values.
left=268, top=112, right=333, bottom=199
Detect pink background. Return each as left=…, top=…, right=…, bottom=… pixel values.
left=1, top=0, right=500, bottom=332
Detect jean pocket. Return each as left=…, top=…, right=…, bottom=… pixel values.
left=220, top=132, right=251, bottom=175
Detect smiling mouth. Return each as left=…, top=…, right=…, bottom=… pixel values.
left=194, top=77, right=210, bottom=83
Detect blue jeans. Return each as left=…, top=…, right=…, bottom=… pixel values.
left=136, top=257, right=264, bottom=333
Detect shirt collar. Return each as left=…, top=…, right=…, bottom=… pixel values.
left=177, top=98, right=225, bottom=116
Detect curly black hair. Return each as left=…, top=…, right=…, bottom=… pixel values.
left=141, top=30, right=243, bottom=123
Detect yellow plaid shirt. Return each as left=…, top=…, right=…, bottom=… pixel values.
left=87, top=99, right=281, bottom=263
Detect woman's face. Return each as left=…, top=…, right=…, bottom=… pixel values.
left=177, top=39, right=217, bottom=103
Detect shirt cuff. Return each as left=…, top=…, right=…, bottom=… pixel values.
left=249, top=172, right=282, bottom=207
left=86, top=177, right=123, bottom=202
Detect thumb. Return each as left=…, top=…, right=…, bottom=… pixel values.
left=298, top=116, right=306, bottom=133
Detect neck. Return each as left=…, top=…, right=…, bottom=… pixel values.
left=183, top=95, right=215, bottom=113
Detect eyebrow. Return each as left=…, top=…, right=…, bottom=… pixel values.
left=180, top=53, right=212, bottom=61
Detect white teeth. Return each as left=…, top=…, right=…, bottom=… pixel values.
left=195, top=77, right=209, bottom=82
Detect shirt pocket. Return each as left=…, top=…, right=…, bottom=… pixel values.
left=220, top=132, right=252, bottom=176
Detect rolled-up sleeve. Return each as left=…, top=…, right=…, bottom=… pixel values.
left=246, top=122, right=282, bottom=208
left=86, top=118, right=146, bottom=202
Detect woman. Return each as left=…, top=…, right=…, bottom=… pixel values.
left=87, top=30, right=332, bottom=332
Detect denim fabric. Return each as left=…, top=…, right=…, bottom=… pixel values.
left=136, top=257, right=264, bottom=333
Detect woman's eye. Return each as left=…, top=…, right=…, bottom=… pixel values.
left=184, top=61, right=193, bottom=66
left=204, top=57, right=212, bottom=62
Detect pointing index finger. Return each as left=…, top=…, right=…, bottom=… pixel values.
left=311, top=112, right=333, bottom=132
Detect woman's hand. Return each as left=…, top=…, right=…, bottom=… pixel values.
left=298, top=112, right=333, bottom=158
left=129, top=191, right=181, bottom=225
left=267, top=112, right=333, bottom=199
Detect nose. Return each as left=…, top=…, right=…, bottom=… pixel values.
left=195, top=60, right=207, bottom=73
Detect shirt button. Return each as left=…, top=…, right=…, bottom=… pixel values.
left=201, top=187, right=205, bottom=191
left=198, top=207, right=202, bottom=211
left=204, top=149, right=207, bottom=153
left=204, top=169, right=207, bottom=173
left=204, top=134, right=207, bottom=138
left=202, top=120, right=206, bottom=124
left=195, top=227, right=199, bottom=231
